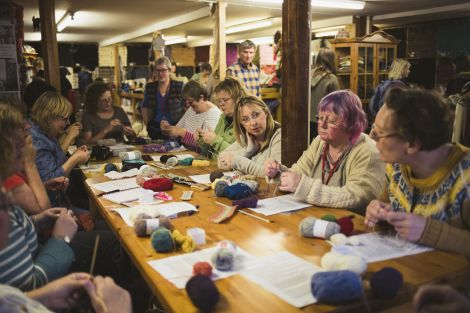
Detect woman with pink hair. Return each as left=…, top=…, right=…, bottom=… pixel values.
left=265, top=90, right=385, bottom=214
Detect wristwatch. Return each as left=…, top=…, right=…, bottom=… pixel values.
left=55, top=235, right=71, bottom=244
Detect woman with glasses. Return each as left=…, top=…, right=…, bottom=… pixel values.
left=81, top=82, right=134, bottom=144
left=365, top=88, right=470, bottom=257
left=161, top=80, right=221, bottom=150
left=218, top=95, right=281, bottom=177
left=265, top=90, right=385, bottom=214
left=196, top=77, right=247, bottom=159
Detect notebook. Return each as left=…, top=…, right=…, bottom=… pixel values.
left=90, top=177, right=139, bottom=193
left=102, top=188, right=153, bottom=204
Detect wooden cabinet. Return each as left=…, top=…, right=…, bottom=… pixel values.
left=331, top=31, right=398, bottom=104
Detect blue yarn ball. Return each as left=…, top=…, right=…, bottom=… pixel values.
left=224, top=183, right=253, bottom=200
left=370, top=267, right=403, bottom=299
left=311, top=270, right=363, bottom=303
left=211, top=248, right=235, bottom=271
left=214, top=180, right=229, bottom=197
left=104, top=163, right=118, bottom=173
left=186, top=275, right=219, bottom=313
left=150, top=227, right=175, bottom=253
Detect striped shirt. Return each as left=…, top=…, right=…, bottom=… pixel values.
left=176, top=106, right=221, bottom=149
left=0, top=206, right=74, bottom=291
left=227, top=60, right=260, bottom=97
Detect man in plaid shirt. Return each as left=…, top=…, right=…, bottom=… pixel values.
left=227, top=40, right=260, bottom=97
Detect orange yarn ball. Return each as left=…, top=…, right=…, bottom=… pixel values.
left=193, top=261, right=213, bottom=277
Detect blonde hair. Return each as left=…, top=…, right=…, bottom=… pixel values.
left=388, top=59, right=410, bottom=80
left=233, top=95, right=277, bottom=151
left=214, top=77, right=248, bottom=104
left=0, top=103, right=24, bottom=177
left=31, top=91, right=72, bottom=131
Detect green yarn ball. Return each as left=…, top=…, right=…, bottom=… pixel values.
left=179, top=157, right=194, bottom=166
left=321, top=214, right=337, bottom=222
left=150, top=227, right=175, bottom=253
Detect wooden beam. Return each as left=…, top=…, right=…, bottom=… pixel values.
left=217, top=1, right=227, bottom=80
left=281, top=0, right=311, bottom=166
left=38, top=0, right=60, bottom=91
left=113, top=44, right=120, bottom=102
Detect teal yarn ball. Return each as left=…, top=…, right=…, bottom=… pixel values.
left=211, top=248, right=235, bottom=271
left=311, top=270, right=363, bottom=304
left=214, top=180, right=229, bottom=197
left=370, top=267, right=403, bottom=299
left=179, top=157, right=194, bottom=166
left=150, top=227, right=175, bottom=253
left=299, top=217, right=340, bottom=240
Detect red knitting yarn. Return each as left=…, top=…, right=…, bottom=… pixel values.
left=143, top=178, right=173, bottom=191
left=193, top=261, right=213, bottom=277
left=337, top=217, right=354, bottom=236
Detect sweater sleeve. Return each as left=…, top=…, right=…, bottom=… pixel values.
left=34, top=237, right=75, bottom=286
left=34, top=145, right=66, bottom=182
left=294, top=138, right=386, bottom=214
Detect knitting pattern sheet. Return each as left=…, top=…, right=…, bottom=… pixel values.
left=332, top=233, right=433, bottom=263
left=148, top=247, right=257, bottom=289
left=253, top=194, right=311, bottom=216
left=242, top=251, right=321, bottom=308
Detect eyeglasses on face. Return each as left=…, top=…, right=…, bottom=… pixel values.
left=241, top=110, right=263, bottom=124
left=316, top=114, right=342, bottom=128
left=369, top=123, right=399, bottom=141
left=217, top=97, right=232, bottom=105
left=155, top=68, right=169, bottom=73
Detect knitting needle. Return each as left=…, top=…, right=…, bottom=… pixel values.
left=238, top=210, right=272, bottom=223
left=89, top=234, right=100, bottom=275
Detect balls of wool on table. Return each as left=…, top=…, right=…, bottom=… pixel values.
left=140, top=165, right=158, bottom=176
left=209, top=170, right=224, bottom=183
left=337, top=217, right=354, bottom=236
left=321, top=252, right=367, bottom=275
left=299, top=217, right=340, bottom=240
left=193, top=261, right=213, bottom=277
left=232, top=179, right=259, bottom=193
left=211, top=247, right=235, bottom=271
left=179, top=157, right=194, bottom=166
left=214, top=179, right=230, bottom=197
left=143, top=178, right=173, bottom=191
left=119, top=151, right=142, bottom=161
left=104, top=163, right=118, bottom=173
left=186, top=275, right=219, bottom=313
left=224, top=183, right=253, bottom=200
left=232, top=196, right=258, bottom=208
left=160, top=154, right=177, bottom=163
left=192, top=160, right=211, bottom=167
left=172, top=230, right=196, bottom=253
left=150, top=227, right=175, bottom=252
left=166, top=156, right=179, bottom=167
left=370, top=267, right=403, bottom=299
left=311, top=270, right=363, bottom=304
left=134, top=216, right=174, bottom=237
left=321, top=214, right=337, bottom=222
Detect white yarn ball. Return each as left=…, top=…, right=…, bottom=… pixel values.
left=330, top=233, right=347, bottom=245
left=321, top=251, right=367, bottom=275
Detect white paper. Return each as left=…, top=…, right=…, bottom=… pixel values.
left=253, top=194, right=311, bottom=216
left=102, top=188, right=154, bottom=204
left=189, top=172, right=237, bottom=184
left=90, top=177, right=139, bottom=193
left=331, top=233, right=433, bottom=263
left=111, top=202, right=198, bottom=225
left=148, top=246, right=257, bottom=289
left=242, top=251, right=321, bottom=308
left=151, top=154, right=194, bottom=162
left=104, top=168, right=140, bottom=179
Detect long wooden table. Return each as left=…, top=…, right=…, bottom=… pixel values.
left=83, top=154, right=470, bottom=313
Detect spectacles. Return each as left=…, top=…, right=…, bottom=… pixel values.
left=185, top=98, right=196, bottom=105
left=100, top=97, right=112, bottom=104
left=241, top=111, right=263, bottom=124
left=217, top=97, right=232, bottom=105
left=155, top=68, right=169, bottom=73
left=54, top=116, right=70, bottom=122
left=316, top=114, right=342, bottom=128
left=369, top=123, right=399, bottom=141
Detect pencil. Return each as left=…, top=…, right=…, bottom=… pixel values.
left=238, top=210, right=272, bottom=223
left=90, top=234, right=100, bottom=275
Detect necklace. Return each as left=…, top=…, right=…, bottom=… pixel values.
left=321, top=143, right=351, bottom=185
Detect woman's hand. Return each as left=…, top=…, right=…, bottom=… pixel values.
left=198, top=127, right=217, bottom=145
left=71, top=146, right=90, bottom=165
left=219, top=151, right=234, bottom=169
left=245, top=134, right=260, bottom=157
left=365, top=200, right=391, bottom=227
left=278, top=172, right=301, bottom=192
left=166, top=126, right=185, bottom=138
left=66, top=123, right=82, bottom=140
left=52, top=209, right=78, bottom=241
left=264, top=159, right=281, bottom=178
left=44, top=176, right=69, bottom=191
left=105, top=119, right=122, bottom=133
left=122, top=126, right=135, bottom=137
left=83, top=276, right=132, bottom=313
left=386, top=211, right=427, bottom=242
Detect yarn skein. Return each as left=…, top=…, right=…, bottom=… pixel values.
left=166, top=156, right=179, bottom=167
left=119, top=150, right=142, bottom=161
left=192, top=160, right=211, bottom=167
left=209, top=170, right=224, bottom=183
left=150, top=227, right=175, bottom=252
left=321, top=214, right=337, bottom=223
left=193, top=261, right=213, bottom=277
left=179, top=157, right=194, bottom=166
left=232, top=179, right=259, bottom=193
left=172, top=230, right=196, bottom=253
left=337, top=217, right=354, bottom=236
left=370, top=267, right=403, bottom=299
left=104, top=163, right=118, bottom=173
left=232, top=196, right=258, bottom=208
left=311, top=270, right=363, bottom=304
left=160, top=154, right=177, bottom=163
left=321, top=252, right=367, bottom=275
left=142, top=178, right=173, bottom=191
left=299, top=217, right=341, bottom=240
left=211, top=240, right=237, bottom=271
left=134, top=216, right=173, bottom=237
left=186, top=275, right=219, bottom=313
left=223, top=183, right=253, bottom=200
left=214, top=179, right=230, bottom=197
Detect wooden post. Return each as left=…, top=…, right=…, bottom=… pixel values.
left=38, top=0, right=60, bottom=91
left=217, top=1, right=226, bottom=81
left=113, top=44, right=120, bottom=103
left=281, top=0, right=311, bottom=166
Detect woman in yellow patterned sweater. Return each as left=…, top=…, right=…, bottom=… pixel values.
left=365, top=87, right=470, bottom=257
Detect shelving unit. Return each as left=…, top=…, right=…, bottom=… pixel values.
left=331, top=31, right=398, bottom=104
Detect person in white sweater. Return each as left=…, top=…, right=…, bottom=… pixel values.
left=218, top=95, right=281, bottom=177
left=265, top=90, right=385, bottom=214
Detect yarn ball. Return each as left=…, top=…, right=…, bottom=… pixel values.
left=232, top=196, right=258, bottom=208
left=214, top=180, right=230, bottom=197
left=224, top=183, right=253, bottom=200
left=179, top=157, right=194, bottom=166
left=232, top=179, right=259, bottom=193
left=209, top=170, right=224, bottom=183
left=193, top=261, right=213, bottom=277
left=134, top=216, right=174, bottom=237
left=192, top=160, right=211, bottom=167
left=172, top=230, right=196, bottom=253
left=337, top=217, right=354, bottom=236
left=134, top=137, right=149, bottom=145
left=104, top=163, right=118, bottom=173
left=370, top=267, right=403, bottom=300
left=311, top=270, right=363, bottom=304
left=211, top=248, right=235, bottom=271
left=140, top=165, right=158, bottom=176
left=186, top=275, right=219, bottom=313
left=329, top=233, right=348, bottom=245
left=143, top=178, right=173, bottom=191
left=238, top=174, right=257, bottom=181
left=321, top=214, right=337, bottom=223
left=119, top=151, right=142, bottom=161
left=299, top=217, right=341, bottom=240
left=321, top=252, right=367, bottom=275
left=150, top=227, right=175, bottom=253
left=166, top=156, right=179, bottom=167
left=163, top=140, right=180, bottom=152
left=160, top=154, right=177, bottom=163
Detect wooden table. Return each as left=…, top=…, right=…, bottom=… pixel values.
left=83, top=155, right=470, bottom=313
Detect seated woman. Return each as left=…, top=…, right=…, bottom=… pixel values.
left=265, top=90, right=385, bottom=214
left=196, top=77, right=247, bottom=159
left=218, top=95, right=281, bottom=177
left=82, top=82, right=135, bottom=144
left=365, top=88, right=470, bottom=258
left=161, top=80, right=221, bottom=150
left=29, top=91, right=90, bottom=207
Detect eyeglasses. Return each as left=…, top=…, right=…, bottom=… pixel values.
left=185, top=98, right=196, bottom=105
left=241, top=111, right=263, bottom=124
left=100, top=97, right=112, bottom=104
left=369, top=123, right=399, bottom=141
left=155, top=68, right=169, bottom=73
left=316, top=114, right=342, bottom=128
left=217, top=97, right=232, bottom=105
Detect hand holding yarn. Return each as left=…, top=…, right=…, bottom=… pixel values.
left=279, top=171, right=301, bottom=192
left=264, top=158, right=281, bottom=178
left=218, top=151, right=234, bottom=170
left=365, top=200, right=391, bottom=227
left=105, top=119, right=122, bottom=133
left=198, top=127, right=217, bottom=145
left=385, top=211, right=426, bottom=242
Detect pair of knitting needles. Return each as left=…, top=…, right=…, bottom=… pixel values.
left=265, top=163, right=288, bottom=197
left=215, top=201, right=272, bottom=223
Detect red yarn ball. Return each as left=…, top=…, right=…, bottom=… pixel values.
left=143, top=178, right=173, bottom=191
left=193, top=261, right=213, bottom=277
left=337, top=217, right=354, bottom=236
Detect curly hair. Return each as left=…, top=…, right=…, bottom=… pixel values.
left=0, top=103, right=24, bottom=177
left=388, top=59, right=410, bottom=80
left=84, top=82, right=113, bottom=114
left=384, top=88, right=451, bottom=150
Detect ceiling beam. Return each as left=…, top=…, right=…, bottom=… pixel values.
left=99, top=7, right=210, bottom=46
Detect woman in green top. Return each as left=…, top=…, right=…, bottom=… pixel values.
left=196, top=77, right=247, bottom=159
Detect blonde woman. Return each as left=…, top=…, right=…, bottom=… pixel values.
left=218, top=95, right=281, bottom=177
